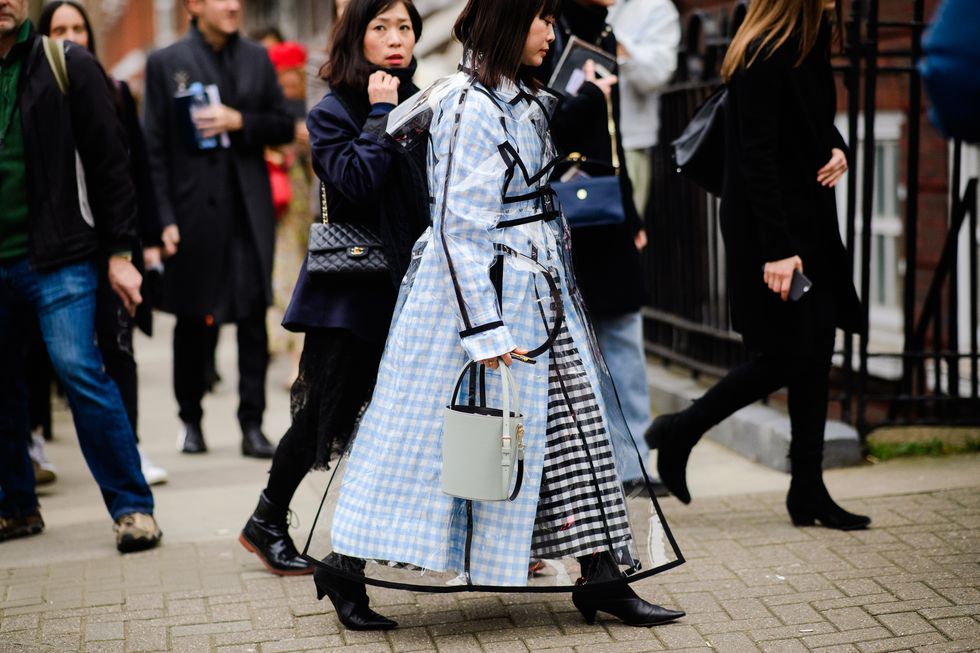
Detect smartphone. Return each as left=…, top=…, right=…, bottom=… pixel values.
left=789, top=269, right=813, bottom=302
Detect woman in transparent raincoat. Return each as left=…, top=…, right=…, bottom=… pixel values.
left=310, top=0, right=684, bottom=631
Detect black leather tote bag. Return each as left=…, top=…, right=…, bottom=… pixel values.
left=671, top=85, right=728, bottom=196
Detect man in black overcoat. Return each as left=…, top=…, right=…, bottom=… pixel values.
left=143, top=0, right=294, bottom=457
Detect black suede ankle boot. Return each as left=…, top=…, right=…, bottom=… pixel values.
left=314, top=554, right=397, bottom=631
left=644, top=412, right=705, bottom=504
left=571, top=553, right=684, bottom=627
left=239, top=491, right=314, bottom=575
left=786, top=473, right=871, bottom=530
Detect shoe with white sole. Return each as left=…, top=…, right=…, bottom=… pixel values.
left=28, top=431, right=57, bottom=485
left=138, top=448, right=168, bottom=486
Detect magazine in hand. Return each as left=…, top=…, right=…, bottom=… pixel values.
left=547, top=35, right=617, bottom=96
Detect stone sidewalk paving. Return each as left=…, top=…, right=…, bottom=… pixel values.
left=2, top=486, right=978, bottom=653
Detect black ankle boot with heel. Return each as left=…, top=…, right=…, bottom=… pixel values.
left=314, top=554, right=397, bottom=631
left=572, top=553, right=684, bottom=627
left=786, top=476, right=871, bottom=530
left=239, top=492, right=314, bottom=575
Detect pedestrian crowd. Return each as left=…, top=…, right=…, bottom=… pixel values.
left=1, top=0, right=871, bottom=634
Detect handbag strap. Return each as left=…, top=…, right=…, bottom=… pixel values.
left=320, top=183, right=329, bottom=225
left=604, top=94, right=620, bottom=175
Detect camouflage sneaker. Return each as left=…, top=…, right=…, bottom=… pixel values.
left=0, top=512, right=45, bottom=542
left=114, top=513, right=162, bottom=553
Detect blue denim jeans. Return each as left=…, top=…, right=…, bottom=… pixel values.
left=0, top=258, right=153, bottom=520
left=594, top=311, right=652, bottom=483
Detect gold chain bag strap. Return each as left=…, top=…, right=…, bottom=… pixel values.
left=306, top=182, right=389, bottom=277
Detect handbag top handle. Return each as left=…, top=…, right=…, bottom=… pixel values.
left=449, top=361, right=522, bottom=415
left=319, top=183, right=329, bottom=225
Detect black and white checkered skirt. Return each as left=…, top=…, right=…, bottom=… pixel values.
left=530, top=326, right=632, bottom=559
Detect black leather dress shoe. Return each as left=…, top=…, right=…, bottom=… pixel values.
left=241, top=425, right=275, bottom=458
left=179, top=421, right=207, bottom=454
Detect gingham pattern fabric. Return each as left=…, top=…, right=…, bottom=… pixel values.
left=531, top=327, right=632, bottom=559
left=329, top=74, right=635, bottom=587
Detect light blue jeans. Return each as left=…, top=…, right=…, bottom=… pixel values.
left=594, top=311, right=652, bottom=483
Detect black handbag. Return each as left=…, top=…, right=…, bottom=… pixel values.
left=552, top=94, right=626, bottom=229
left=307, top=184, right=389, bottom=277
left=671, top=85, right=728, bottom=196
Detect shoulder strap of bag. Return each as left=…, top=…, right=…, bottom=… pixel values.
left=41, top=36, right=69, bottom=96
left=319, top=182, right=330, bottom=224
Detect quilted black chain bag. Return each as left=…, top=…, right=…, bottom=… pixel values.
left=307, top=183, right=389, bottom=277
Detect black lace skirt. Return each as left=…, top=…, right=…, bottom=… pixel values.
left=289, top=328, right=385, bottom=469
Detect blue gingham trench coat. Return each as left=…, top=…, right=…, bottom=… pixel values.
left=329, top=73, right=644, bottom=587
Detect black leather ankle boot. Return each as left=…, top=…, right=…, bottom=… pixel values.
left=314, top=554, right=397, bottom=631
left=239, top=492, right=314, bottom=575
left=572, top=553, right=684, bottom=627
left=786, top=476, right=871, bottom=530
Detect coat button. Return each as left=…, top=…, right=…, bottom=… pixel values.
left=208, top=197, right=216, bottom=207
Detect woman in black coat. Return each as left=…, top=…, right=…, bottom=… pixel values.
left=239, top=0, right=428, bottom=630
left=647, top=0, right=870, bottom=530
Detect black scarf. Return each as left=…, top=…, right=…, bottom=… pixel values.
left=332, top=59, right=430, bottom=287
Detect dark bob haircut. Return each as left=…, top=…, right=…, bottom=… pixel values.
left=453, top=0, right=562, bottom=91
left=38, top=0, right=97, bottom=57
left=321, top=0, right=423, bottom=90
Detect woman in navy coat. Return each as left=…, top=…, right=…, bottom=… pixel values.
left=239, top=0, right=427, bottom=623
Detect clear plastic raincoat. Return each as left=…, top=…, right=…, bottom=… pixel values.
left=304, top=70, right=683, bottom=591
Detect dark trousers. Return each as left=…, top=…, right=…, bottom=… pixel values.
left=96, top=275, right=139, bottom=440
left=683, top=322, right=837, bottom=470
left=173, top=311, right=268, bottom=429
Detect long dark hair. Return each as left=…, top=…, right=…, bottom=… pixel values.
left=321, top=0, right=422, bottom=91
left=453, top=0, right=561, bottom=91
left=38, top=1, right=97, bottom=56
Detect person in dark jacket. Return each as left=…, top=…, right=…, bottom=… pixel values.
left=646, top=0, right=870, bottom=531
left=239, top=0, right=428, bottom=630
left=143, top=0, right=295, bottom=458
left=36, top=0, right=169, bottom=486
left=536, top=0, right=661, bottom=495
left=0, top=0, right=160, bottom=551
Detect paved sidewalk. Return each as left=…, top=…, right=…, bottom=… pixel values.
left=2, top=315, right=979, bottom=652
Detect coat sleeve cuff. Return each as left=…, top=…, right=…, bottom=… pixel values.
left=460, top=323, right=517, bottom=362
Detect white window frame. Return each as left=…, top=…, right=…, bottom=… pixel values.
left=833, top=111, right=905, bottom=379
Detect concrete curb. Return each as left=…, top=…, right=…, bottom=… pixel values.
left=646, top=362, right=864, bottom=472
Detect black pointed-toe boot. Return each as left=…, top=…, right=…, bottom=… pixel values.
left=572, top=553, right=685, bottom=627
left=644, top=412, right=705, bottom=505
left=314, top=554, right=397, bottom=631
left=786, top=459, right=870, bottom=531
left=240, top=492, right=314, bottom=576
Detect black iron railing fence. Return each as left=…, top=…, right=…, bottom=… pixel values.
left=643, top=0, right=980, bottom=435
